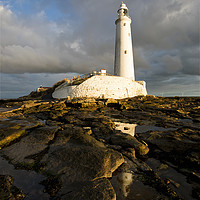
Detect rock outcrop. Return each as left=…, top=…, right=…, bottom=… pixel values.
left=0, top=96, right=199, bottom=200
left=0, top=175, right=25, bottom=200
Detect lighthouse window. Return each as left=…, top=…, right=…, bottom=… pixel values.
left=123, top=9, right=128, bottom=15
left=128, top=33, right=130, bottom=36
left=124, top=23, right=126, bottom=26
left=124, top=50, right=127, bottom=54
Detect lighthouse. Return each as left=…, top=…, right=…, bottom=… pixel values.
left=114, top=2, right=135, bottom=80
left=52, top=2, right=147, bottom=99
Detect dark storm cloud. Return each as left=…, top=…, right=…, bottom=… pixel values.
left=1, top=0, right=199, bottom=74
left=0, top=0, right=199, bottom=97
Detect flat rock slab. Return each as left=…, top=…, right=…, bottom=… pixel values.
left=59, top=178, right=116, bottom=200
left=0, top=119, right=42, bottom=149
left=41, top=129, right=124, bottom=185
left=0, top=96, right=199, bottom=200
left=2, top=126, right=58, bottom=164
left=139, top=129, right=200, bottom=153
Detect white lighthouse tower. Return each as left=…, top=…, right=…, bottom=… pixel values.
left=52, top=2, right=147, bottom=99
left=114, top=2, right=135, bottom=80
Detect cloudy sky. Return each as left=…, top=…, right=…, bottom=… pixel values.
left=0, top=0, right=199, bottom=98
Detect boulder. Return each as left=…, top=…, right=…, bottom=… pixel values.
left=122, top=148, right=136, bottom=160
left=41, top=129, right=124, bottom=184
left=110, top=133, right=149, bottom=156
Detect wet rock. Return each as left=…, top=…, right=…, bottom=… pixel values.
left=83, top=127, right=92, bottom=135
left=192, top=187, right=200, bottom=199
left=0, top=175, right=25, bottom=200
left=140, top=129, right=199, bottom=153
left=132, top=159, right=153, bottom=172
left=81, top=102, right=98, bottom=108
left=143, top=171, right=182, bottom=200
left=45, top=120, right=63, bottom=126
left=0, top=96, right=199, bottom=199
left=68, top=97, right=97, bottom=104
left=138, top=127, right=200, bottom=171
left=168, top=179, right=180, bottom=188
left=125, top=148, right=136, bottom=159
left=60, top=178, right=116, bottom=200
left=105, top=98, right=118, bottom=104
left=2, top=126, right=58, bottom=164
left=60, top=114, right=82, bottom=124
left=41, top=175, right=62, bottom=197
left=110, top=133, right=149, bottom=156
left=21, top=100, right=43, bottom=109
left=41, top=129, right=124, bottom=185
left=105, top=98, right=119, bottom=108
left=108, top=144, right=122, bottom=151
left=96, top=100, right=105, bottom=107
left=188, top=171, right=200, bottom=183
left=50, top=101, right=66, bottom=110
left=65, top=97, right=98, bottom=108
left=0, top=119, right=42, bottom=149
left=121, top=150, right=136, bottom=161
left=158, top=164, right=169, bottom=171
left=36, top=103, right=52, bottom=112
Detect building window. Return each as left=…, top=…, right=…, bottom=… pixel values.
left=124, top=50, right=127, bottom=54
left=128, top=33, right=130, bottom=36
left=124, top=23, right=126, bottom=26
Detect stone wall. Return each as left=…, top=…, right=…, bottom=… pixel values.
left=52, top=75, right=147, bottom=99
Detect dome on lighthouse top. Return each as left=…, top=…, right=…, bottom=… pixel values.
left=120, top=2, right=128, bottom=10
left=117, top=2, right=130, bottom=18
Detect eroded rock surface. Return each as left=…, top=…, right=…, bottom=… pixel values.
left=0, top=175, right=25, bottom=200
left=60, top=178, right=116, bottom=200
left=110, top=133, right=149, bottom=156
left=0, top=96, right=199, bottom=200
left=3, top=126, right=59, bottom=164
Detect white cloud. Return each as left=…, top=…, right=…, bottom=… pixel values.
left=0, top=5, right=105, bottom=74
left=0, top=0, right=199, bottom=97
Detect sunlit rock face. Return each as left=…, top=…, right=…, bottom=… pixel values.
left=52, top=75, right=147, bottom=99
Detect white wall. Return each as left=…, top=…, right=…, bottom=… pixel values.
left=52, top=76, right=147, bottom=99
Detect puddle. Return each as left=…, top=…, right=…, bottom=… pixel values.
left=111, top=158, right=195, bottom=200
left=110, top=172, right=163, bottom=200
left=146, top=158, right=195, bottom=200
left=114, top=120, right=176, bottom=137
left=0, top=155, right=49, bottom=200
left=179, top=118, right=193, bottom=123
left=135, top=125, right=176, bottom=133
left=114, top=122, right=137, bottom=136
left=110, top=116, right=194, bottom=199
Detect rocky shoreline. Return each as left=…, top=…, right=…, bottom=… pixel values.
left=0, top=96, right=199, bottom=200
